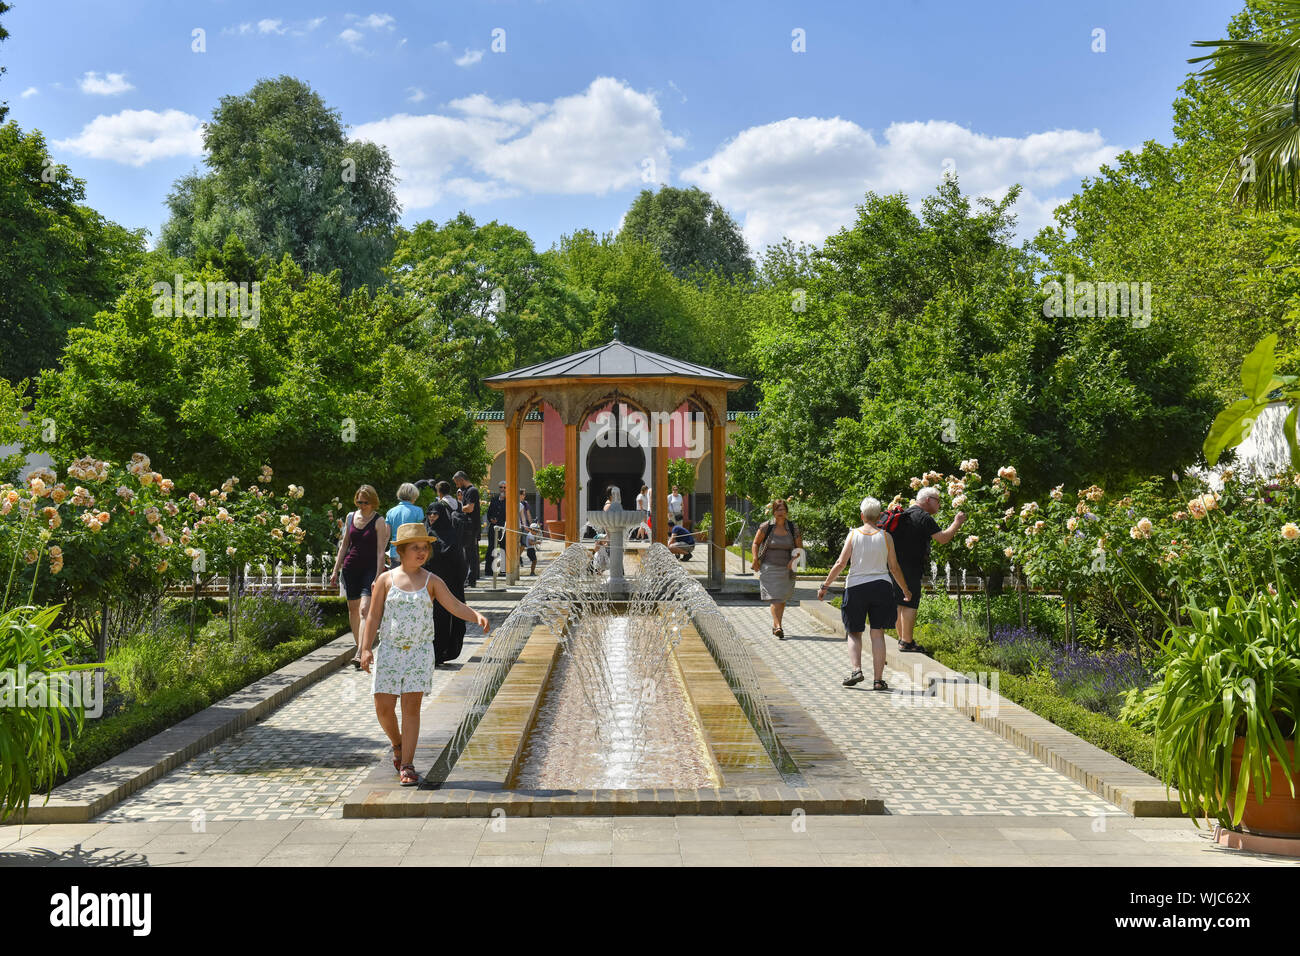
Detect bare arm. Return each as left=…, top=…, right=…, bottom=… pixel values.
left=817, top=533, right=856, bottom=598
left=750, top=526, right=766, bottom=569
left=885, top=533, right=912, bottom=601
left=358, top=572, right=390, bottom=671
left=375, top=518, right=389, bottom=574
left=331, top=514, right=352, bottom=580
left=427, top=574, right=490, bottom=633
left=931, top=511, right=967, bottom=546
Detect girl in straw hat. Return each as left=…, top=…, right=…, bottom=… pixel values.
left=359, top=522, right=490, bottom=786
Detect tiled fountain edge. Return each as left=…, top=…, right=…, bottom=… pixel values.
left=343, top=611, right=884, bottom=817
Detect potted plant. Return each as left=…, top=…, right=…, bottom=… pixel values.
left=1154, top=584, right=1300, bottom=837
left=532, top=464, right=567, bottom=541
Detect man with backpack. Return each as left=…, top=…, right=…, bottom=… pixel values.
left=453, top=470, right=481, bottom=588
left=881, top=485, right=966, bottom=653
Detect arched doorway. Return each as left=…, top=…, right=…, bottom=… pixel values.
left=586, top=441, right=647, bottom=512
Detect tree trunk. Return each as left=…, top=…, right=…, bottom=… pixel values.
left=984, top=577, right=993, bottom=640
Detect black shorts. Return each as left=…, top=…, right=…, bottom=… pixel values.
left=341, top=564, right=376, bottom=601
left=841, top=579, right=897, bottom=633
left=892, top=568, right=923, bottom=609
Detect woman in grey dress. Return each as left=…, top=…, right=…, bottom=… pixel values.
left=750, top=499, right=803, bottom=639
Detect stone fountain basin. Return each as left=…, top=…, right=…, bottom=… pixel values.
left=586, top=509, right=647, bottom=533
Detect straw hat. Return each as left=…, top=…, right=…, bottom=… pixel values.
left=393, top=522, right=437, bottom=547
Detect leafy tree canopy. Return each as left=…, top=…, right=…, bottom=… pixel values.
left=617, top=185, right=753, bottom=282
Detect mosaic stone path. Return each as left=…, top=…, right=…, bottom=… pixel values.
left=99, top=594, right=1121, bottom=822
left=722, top=603, right=1119, bottom=816
left=94, top=603, right=513, bottom=823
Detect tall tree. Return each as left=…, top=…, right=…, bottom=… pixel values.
left=159, top=76, right=399, bottom=292
left=618, top=185, right=753, bottom=282
left=0, top=121, right=146, bottom=382
left=388, top=213, right=587, bottom=407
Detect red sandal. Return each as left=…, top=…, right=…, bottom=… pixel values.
left=400, top=764, right=419, bottom=787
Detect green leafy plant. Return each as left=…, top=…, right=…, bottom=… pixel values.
left=1204, top=333, right=1300, bottom=467
left=1153, top=584, right=1300, bottom=828
left=533, top=464, right=566, bottom=522
left=0, top=603, right=85, bottom=820
left=667, top=456, right=697, bottom=497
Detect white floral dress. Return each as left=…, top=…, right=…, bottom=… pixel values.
left=371, top=571, right=436, bottom=696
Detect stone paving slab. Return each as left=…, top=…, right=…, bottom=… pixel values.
left=4, top=631, right=359, bottom=825
left=1, top=815, right=1294, bottom=867
left=728, top=603, right=1121, bottom=816
left=799, top=599, right=1180, bottom=816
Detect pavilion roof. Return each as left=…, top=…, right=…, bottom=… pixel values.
left=483, top=340, right=747, bottom=388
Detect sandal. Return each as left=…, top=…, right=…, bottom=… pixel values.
left=873, top=679, right=889, bottom=691
left=774, top=627, right=785, bottom=640
left=897, top=640, right=926, bottom=654
left=400, top=764, right=419, bottom=786
left=842, top=669, right=865, bottom=687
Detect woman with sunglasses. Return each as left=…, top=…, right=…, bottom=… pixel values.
left=330, top=484, right=390, bottom=668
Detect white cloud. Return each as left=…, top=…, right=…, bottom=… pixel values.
left=258, top=19, right=285, bottom=35
left=434, top=40, right=450, bottom=52
left=20, top=86, right=38, bottom=98
left=78, top=71, right=134, bottom=96
left=353, top=13, right=395, bottom=30
left=406, top=87, right=427, bottom=104
left=339, top=28, right=365, bottom=48
left=455, top=49, right=484, bottom=67
left=306, top=17, right=326, bottom=31
left=53, top=109, right=204, bottom=166
left=681, top=117, right=1124, bottom=251
left=351, top=78, right=683, bottom=208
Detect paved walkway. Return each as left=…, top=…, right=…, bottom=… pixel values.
left=92, top=603, right=511, bottom=823
left=1, top=814, right=1291, bottom=867
left=2, top=592, right=1296, bottom=865
left=724, top=604, right=1118, bottom=815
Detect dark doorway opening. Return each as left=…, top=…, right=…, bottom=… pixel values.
left=586, top=440, right=646, bottom=513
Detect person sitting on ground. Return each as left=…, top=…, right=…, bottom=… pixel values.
left=668, top=518, right=695, bottom=561
left=590, top=533, right=610, bottom=574
left=817, top=497, right=912, bottom=691
left=359, top=523, right=490, bottom=786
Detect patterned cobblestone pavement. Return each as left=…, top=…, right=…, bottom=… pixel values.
left=721, top=603, right=1119, bottom=816
left=100, top=596, right=1118, bottom=822
left=95, top=603, right=513, bottom=823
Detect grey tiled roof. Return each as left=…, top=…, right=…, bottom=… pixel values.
left=483, top=340, right=748, bottom=385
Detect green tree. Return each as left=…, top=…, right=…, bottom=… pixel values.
left=34, top=256, right=480, bottom=511
left=389, top=213, right=586, bottom=407
left=533, top=464, right=567, bottom=521
left=159, top=76, right=398, bottom=293
left=618, top=185, right=753, bottom=282
left=0, top=122, right=147, bottom=381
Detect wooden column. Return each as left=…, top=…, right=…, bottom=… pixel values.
left=711, top=422, right=727, bottom=589
left=653, top=416, right=669, bottom=544
left=505, top=418, right=520, bottom=584
left=564, top=422, right=579, bottom=544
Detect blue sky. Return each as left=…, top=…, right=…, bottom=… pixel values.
left=3, top=0, right=1244, bottom=255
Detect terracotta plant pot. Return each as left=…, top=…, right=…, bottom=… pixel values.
left=1229, top=738, right=1300, bottom=838
left=544, top=519, right=566, bottom=541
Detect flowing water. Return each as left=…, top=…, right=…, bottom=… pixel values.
left=428, top=542, right=797, bottom=788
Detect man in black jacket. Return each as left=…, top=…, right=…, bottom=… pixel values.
left=485, top=480, right=506, bottom=578
left=424, top=491, right=467, bottom=666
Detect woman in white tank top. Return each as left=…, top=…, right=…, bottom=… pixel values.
left=817, top=497, right=912, bottom=690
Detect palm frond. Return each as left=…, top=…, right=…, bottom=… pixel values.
left=1233, top=100, right=1300, bottom=208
